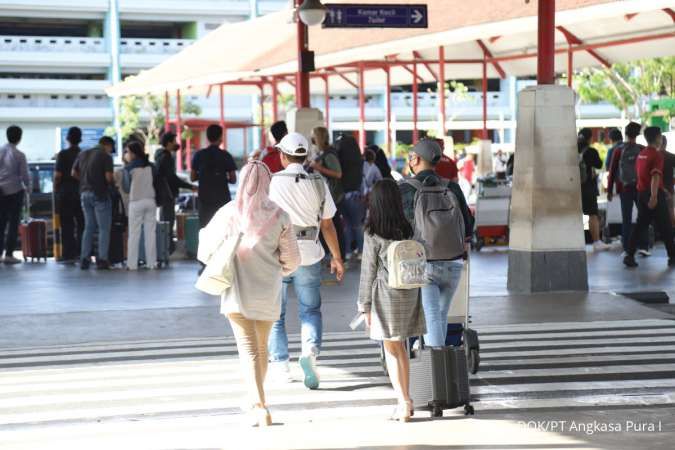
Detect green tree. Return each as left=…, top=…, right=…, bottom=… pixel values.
left=575, top=57, right=675, bottom=121
left=106, top=94, right=201, bottom=145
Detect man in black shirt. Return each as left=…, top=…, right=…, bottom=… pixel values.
left=190, top=125, right=237, bottom=227
left=54, top=127, right=85, bottom=263
left=578, top=128, right=609, bottom=251
left=155, top=131, right=195, bottom=252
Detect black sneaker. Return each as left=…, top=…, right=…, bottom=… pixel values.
left=96, top=260, right=111, bottom=270
left=623, top=255, right=638, bottom=268
left=80, top=259, right=91, bottom=270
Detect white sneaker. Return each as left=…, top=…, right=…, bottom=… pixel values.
left=638, top=249, right=652, bottom=257
left=3, top=256, right=21, bottom=264
left=268, top=360, right=293, bottom=384
left=592, top=241, right=610, bottom=252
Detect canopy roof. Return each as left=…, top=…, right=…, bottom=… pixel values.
left=107, top=0, right=675, bottom=96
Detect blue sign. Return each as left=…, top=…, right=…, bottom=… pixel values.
left=323, top=4, right=428, bottom=28
left=60, top=127, right=105, bottom=151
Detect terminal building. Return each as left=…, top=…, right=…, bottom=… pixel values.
left=0, top=0, right=627, bottom=161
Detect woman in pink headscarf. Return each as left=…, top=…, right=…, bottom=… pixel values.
left=201, top=161, right=300, bottom=426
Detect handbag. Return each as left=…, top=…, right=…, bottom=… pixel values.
left=195, top=231, right=243, bottom=296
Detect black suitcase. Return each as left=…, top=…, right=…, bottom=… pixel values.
left=409, top=343, right=474, bottom=417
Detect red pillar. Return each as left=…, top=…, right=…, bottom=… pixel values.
left=482, top=60, right=488, bottom=140
left=385, top=66, right=392, bottom=156
left=271, top=77, right=279, bottom=123
left=323, top=74, right=330, bottom=128
left=412, top=62, right=419, bottom=143
left=176, top=89, right=183, bottom=171
left=358, top=63, right=366, bottom=151
left=296, top=0, right=310, bottom=108
left=219, top=84, right=227, bottom=150
left=567, top=47, right=573, bottom=87
left=438, top=46, right=447, bottom=138
left=186, top=134, right=192, bottom=171
left=164, top=91, right=170, bottom=133
left=537, top=0, right=556, bottom=85
left=259, top=84, right=267, bottom=149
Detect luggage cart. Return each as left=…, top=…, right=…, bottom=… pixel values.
left=473, top=177, right=511, bottom=251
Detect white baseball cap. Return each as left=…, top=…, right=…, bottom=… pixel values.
left=276, top=132, right=309, bottom=157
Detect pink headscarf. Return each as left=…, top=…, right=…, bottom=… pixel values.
left=232, top=161, right=281, bottom=250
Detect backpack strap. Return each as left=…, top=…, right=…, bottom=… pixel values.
left=273, top=171, right=326, bottom=237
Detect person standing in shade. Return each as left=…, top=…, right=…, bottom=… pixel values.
left=371, top=145, right=393, bottom=180
left=54, top=126, right=85, bottom=264
left=267, top=132, right=344, bottom=390
left=659, top=136, right=675, bottom=227
left=578, top=128, right=609, bottom=252
left=191, top=125, right=237, bottom=228
left=361, top=148, right=382, bottom=197
left=358, top=179, right=426, bottom=422
left=607, top=122, right=649, bottom=255
left=72, top=136, right=115, bottom=270
left=335, top=134, right=365, bottom=260
left=399, top=139, right=473, bottom=348
left=624, top=127, right=675, bottom=268
left=154, top=131, right=195, bottom=253
left=260, top=121, right=287, bottom=174
left=0, top=125, right=30, bottom=264
left=122, top=141, right=157, bottom=271
left=310, top=126, right=345, bottom=260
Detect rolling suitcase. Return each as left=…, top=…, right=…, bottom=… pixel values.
left=139, top=221, right=171, bottom=268
left=19, top=220, right=47, bottom=262
left=109, top=191, right=127, bottom=265
left=185, top=216, right=200, bottom=258
left=409, top=342, right=474, bottom=417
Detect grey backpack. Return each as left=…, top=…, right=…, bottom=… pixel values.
left=619, top=143, right=643, bottom=186
left=405, top=177, right=465, bottom=260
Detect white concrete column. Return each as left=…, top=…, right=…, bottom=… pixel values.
left=507, top=85, right=588, bottom=292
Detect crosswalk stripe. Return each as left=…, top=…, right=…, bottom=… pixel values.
left=1, top=319, right=675, bottom=430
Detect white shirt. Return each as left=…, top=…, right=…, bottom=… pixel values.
left=269, top=163, right=336, bottom=266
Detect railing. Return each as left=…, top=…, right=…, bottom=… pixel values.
left=0, top=35, right=194, bottom=55
left=0, top=93, right=109, bottom=108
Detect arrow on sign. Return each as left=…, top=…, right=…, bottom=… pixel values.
left=411, top=9, right=423, bottom=24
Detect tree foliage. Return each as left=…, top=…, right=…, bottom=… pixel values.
left=106, top=94, right=201, bottom=145
left=575, top=57, right=675, bottom=121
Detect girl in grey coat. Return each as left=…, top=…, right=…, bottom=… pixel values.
left=358, top=179, right=426, bottom=422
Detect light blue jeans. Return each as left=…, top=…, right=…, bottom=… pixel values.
left=268, top=262, right=322, bottom=362
left=80, top=191, right=112, bottom=262
left=341, top=191, right=365, bottom=256
left=421, top=260, right=464, bottom=347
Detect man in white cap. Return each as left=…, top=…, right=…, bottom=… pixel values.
left=268, top=132, right=345, bottom=390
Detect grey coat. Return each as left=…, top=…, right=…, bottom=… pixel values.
left=358, top=232, right=426, bottom=341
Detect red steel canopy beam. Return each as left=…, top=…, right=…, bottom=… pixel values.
left=557, top=26, right=611, bottom=68
left=163, top=91, right=170, bottom=133
left=438, top=46, right=447, bottom=138
left=219, top=84, right=227, bottom=149
left=413, top=50, right=439, bottom=81
left=295, top=0, right=310, bottom=108
left=271, top=77, right=279, bottom=123
left=259, top=83, right=266, bottom=149
left=385, top=66, right=392, bottom=156
left=476, top=39, right=506, bottom=79
left=664, top=8, right=675, bottom=23
left=176, top=89, right=183, bottom=171
left=412, top=62, right=419, bottom=143
left=326, top=68, right=359, bottom=90
left=323, top=74, right=330, bottom=128
left=399, top=63, right=426, bottom=84
left=537, top=0, right=556, bottom=85
left=481, top=59, right=488, bottom=139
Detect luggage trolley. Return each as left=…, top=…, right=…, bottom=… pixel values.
left=472, top=177, right=511, bottom=251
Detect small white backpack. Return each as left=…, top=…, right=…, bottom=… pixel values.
left=387, top=240, right=427, bottom=289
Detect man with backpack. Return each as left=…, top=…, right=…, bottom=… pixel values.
left=578, top=128, right=608, bottom=252
left=190, top=125, right=237, bottom=228
left=267, top=132, right=344, bottom=390
left=607, top=122, right=650, bottom=255
left=335, top=135, right=365, bottom=260
left=399, top=139, right=473, bottom=348
left=623, top=127, right=675, bottom=268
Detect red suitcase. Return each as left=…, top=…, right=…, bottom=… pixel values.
left=19, top=220, right=48, bottom=262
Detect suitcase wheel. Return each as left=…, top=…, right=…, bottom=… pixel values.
left=432, top=406, right=443, bottom=418
left=464, top=405, right=475, bottom=416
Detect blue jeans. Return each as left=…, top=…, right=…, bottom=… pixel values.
left=268, top=262, right=322, bottom=362
left=620, top=189, right=648, bottom=252
left=80, top=191, right=112, bottom=262
left=421, top=260, right=464, bottom=347
left=341, top=192, right=365, bottom=255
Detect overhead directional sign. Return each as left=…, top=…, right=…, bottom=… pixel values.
left=323, top=4, right=428, bottom=29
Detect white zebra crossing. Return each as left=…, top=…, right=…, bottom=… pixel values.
left=1, top=319, right=674, bottom=431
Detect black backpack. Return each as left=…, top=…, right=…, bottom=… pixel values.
left=619, top=142, right=643, bottom=186
left=336, top=135, right=364, bottom=193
